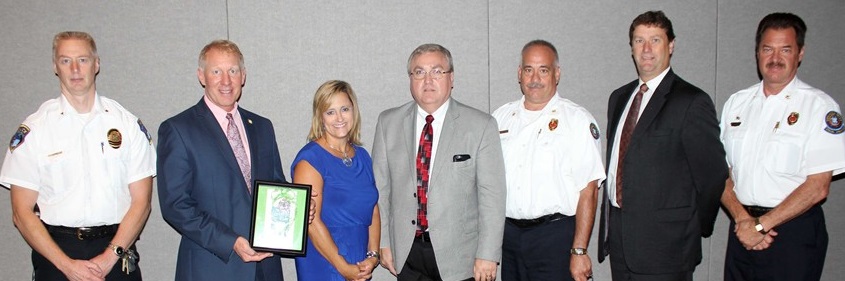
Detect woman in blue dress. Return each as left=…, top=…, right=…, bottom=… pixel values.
left=293, top=80, right=380, bottom=280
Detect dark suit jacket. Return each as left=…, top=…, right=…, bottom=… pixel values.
left=598, top=70, right=728, bottom=274
left=157, top=99, right=286, bottom=281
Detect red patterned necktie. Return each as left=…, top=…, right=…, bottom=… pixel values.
left=616, top=83, right=648, bottom=207
left=416, top=115, right=434, bottom=234
left=226, top=113, right=252, bottom=193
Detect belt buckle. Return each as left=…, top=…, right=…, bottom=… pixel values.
left=76, top=227, right=90, bottom=240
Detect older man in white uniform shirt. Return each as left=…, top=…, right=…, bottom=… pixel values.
left=720, top=12, right=845, bottom=281
left=493, top=40, right=604, bottom=281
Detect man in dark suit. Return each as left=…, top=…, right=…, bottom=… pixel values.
left=597, top=11, right=728, bottom=281
left=157, top=40, right=286, bottom=281
left=374, top=43, right=506, bottom=281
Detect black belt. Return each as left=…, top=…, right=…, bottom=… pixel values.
left=743, top=205, right=773, bottom=217
left=45, top=223, right=119, bottom=240
left=506, top=213, right=566, bottom=228
left=415, top=231, right=432, bottom=243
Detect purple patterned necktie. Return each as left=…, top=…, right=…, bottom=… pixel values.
left=616, top=83, right=648, bottom=207
left=226, top=113, right=252, bottom=193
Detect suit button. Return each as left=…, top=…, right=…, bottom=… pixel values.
left=411, top=220, right=416, bottom=225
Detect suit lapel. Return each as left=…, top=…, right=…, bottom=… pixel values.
left=631, top=70, right=675, bottom=140
left=429, top=100, right=459, bottom=193
left=403, top=104, right=417, bottom=175
left=239, top=109, right=257, bottom=180
left=194, top=100, right=248, bottom=191
left=608, top=80, right=639, bottom=149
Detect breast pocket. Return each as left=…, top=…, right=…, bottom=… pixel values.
left=764, top=131, right=803, bottom=175
left=40, top=151, right=76, bottom=200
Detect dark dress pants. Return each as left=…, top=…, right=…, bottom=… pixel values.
left=502, top=214, right=574, bottom=281
left=724, top=205, right=827, bottom=281
left=33, top=232, right=141, bottom=281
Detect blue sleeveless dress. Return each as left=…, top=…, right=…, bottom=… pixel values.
left=293, top=141, right=378, bottom=280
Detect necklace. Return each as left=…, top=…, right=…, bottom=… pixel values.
left=326, top=140, right=353, bottom=167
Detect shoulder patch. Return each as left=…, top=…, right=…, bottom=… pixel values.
left=589, top=123, right=600, bottom=139
left=824, top=111, right=844, bottom=134
left=9, top=124, right=30, bottom=152
left=138, top=119, right=152, bottom=144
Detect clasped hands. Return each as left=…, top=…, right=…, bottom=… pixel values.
left=734, top=217, right=778, bottom=251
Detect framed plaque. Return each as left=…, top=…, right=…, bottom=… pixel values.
left=249, top=180, right=311, bottom=256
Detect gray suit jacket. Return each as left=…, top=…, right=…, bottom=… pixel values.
left=374, top=98, right=506, bottom=280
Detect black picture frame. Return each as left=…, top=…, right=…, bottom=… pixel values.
left=249, top=180, right=311, bottom=256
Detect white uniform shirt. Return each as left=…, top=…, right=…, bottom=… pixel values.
left=721, top=77, right=845, bottom=207
left=607, top=67, right=671, bottom=207
left=493, top=93, right=605, bottom=219
left=0, top=94, right=157, bottom=227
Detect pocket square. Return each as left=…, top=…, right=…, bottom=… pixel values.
left=453, top=154, right=471, bottom=162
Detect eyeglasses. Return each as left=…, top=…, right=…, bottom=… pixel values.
left=409, top=68, right=452, bottom=80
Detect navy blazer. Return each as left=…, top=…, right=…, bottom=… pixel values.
left=158, top=99, right=286, bottom=281
left=598, top=70, right=728, bottom=274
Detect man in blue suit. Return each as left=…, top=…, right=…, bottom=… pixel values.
left=157, top=40, right=286, bottom=280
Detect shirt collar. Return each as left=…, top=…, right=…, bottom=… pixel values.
left=204, top=95, right=241, bottom=122
left=59, top=92, right=107, bottom=115
left=417, top=98, right=450, bottom=122
left=639, top=67, right=671, bottom=92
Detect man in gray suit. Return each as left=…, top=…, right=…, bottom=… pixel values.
left=374, top=43, right=507, bottom=281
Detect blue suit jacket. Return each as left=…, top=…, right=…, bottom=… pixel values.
left=157, top=99, right=286, bottom=281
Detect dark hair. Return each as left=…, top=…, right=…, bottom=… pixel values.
left=522, top=39, right=559, bottom=66
left=629, top=11, right=675, bottom=45
left=756, top=13, right=806, bottom=50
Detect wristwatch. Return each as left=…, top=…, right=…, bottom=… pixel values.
left=365, top=250, right=380, bottom=262
left=108, top=243, right=125, bottom=257
left=754, top=217, right=768, bottom=234
left=570, top=248, right=588, bottom=256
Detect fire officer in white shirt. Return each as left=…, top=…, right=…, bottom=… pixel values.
left=493, top=40, right=605, bottom=281
left=720, top=13, right=845, bottom=281
left=0, top=31, right=156, bottom=281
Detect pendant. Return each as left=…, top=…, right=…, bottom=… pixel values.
left=342, top=156, right=353, bottom=167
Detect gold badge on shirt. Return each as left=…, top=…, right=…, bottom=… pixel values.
left=107, top=129, right=122, bottom=149
left=787, top=112, right=799, bottom=126
left=548, top=118, right=558, bottom=131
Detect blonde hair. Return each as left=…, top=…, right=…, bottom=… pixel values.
left=198, top=39, right=244, bottom=69
left=53, top=31, right=97, bottom=60
left=307, top=80, right=362, bottom=145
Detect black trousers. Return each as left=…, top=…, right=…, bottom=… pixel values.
left=398, top=234, right=473, bottom=281
left=33, top=232, right=141, bottom=281
left=725, top=205, right=827, bottom=281
left=502, top=214, right=574, bottom=281
left=608, top=207, right=693, bottom=281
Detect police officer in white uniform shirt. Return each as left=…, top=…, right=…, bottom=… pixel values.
left=493, top=40, right=604, bottom=281
left=720, top=13, right=845, bottom=281
left=0, top=31, right=156, bottom=281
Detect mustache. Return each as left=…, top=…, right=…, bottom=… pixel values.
left=525, top=82, right=544, bottom=89
left=766, top=61, right=785, bottom=69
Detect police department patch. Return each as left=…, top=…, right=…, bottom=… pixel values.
left=138, top=119, right=152, bottom=144
left=589, top=123, right=600, bottom=139
left=9, top=124, right=30, bottom=152
left=825, top=111, right=844, bottom=134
